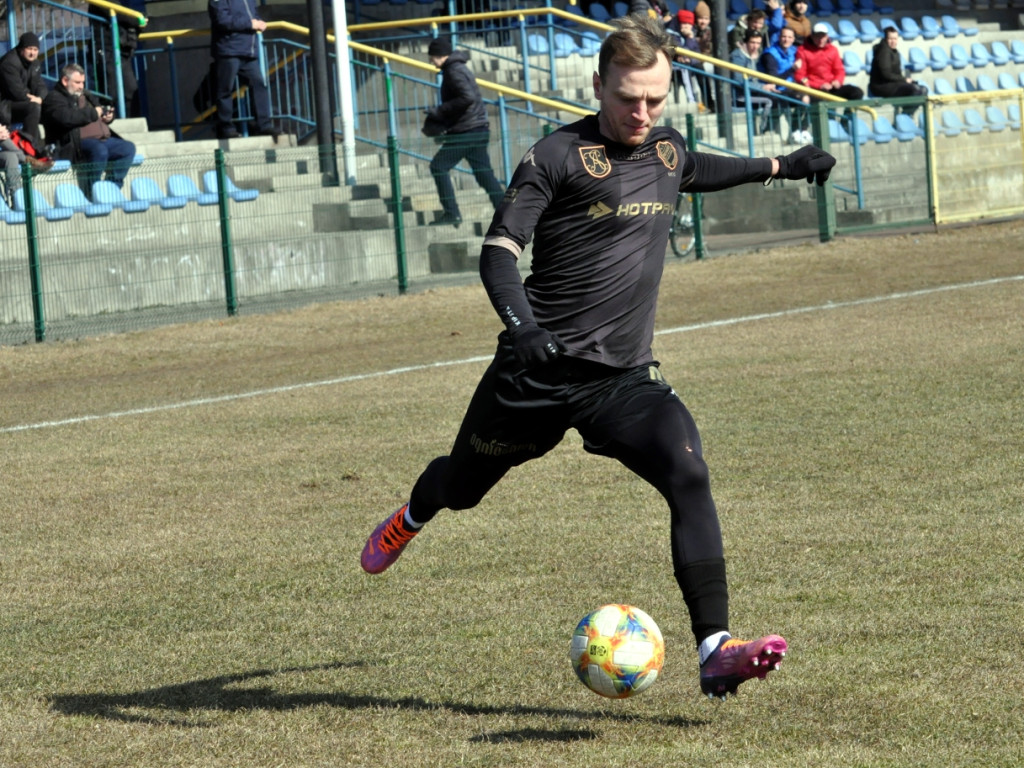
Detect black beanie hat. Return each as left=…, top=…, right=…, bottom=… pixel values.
left=427, top=38, right=452, bottom=57
left=18, top=32, right=41, bottom=50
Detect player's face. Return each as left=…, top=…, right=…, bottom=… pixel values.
left=593, top=53, right=671, bottom=147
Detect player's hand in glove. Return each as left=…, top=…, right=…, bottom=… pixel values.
left=775, top=145, right=837, bottom=186
left=509, top=323, right=566, bottom=369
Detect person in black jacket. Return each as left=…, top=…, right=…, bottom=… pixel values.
left=208, top=0, right=276, bottom=139
left=425, top=38, right=504, bottom=227
left=41, top=63, right=136, bottom=195
left=0, top=32, right=48, bottom=154
left=89, top=0, right=148, bottom=117
left=869, top=27, right=926, bottom=116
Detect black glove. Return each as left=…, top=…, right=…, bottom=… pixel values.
left=509, top=323, right=566, bottom=369
left=775, top=145, right=836, bottom=186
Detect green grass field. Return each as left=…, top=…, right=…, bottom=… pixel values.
left=2, top=221, right=1023, bottom=767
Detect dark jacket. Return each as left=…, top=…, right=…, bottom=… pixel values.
left=90, top=0, right=147, bottom=58
left=869, top=41, right=906, bottom=96
left=0, top=48, right=48, bottom=103
left=41, top=82, right=123, bottom=161
left=430, top=51, right=488, bottom=134
left=208, top=0, right=262, bottom=59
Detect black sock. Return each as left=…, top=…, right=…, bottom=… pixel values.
left=675, top=557, right=729, bottom=647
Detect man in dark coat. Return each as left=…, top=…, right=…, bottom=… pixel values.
left=89, top=0, right=148, bottom=117
left=41, top=63, right=136, bottom=195
left=869, top=27, right=927, bottom=116
left=0, top=32, right=48, bottom=154
left=208, top=0, right=277, bottom=139
left=425, top=37, right=504, bottom=227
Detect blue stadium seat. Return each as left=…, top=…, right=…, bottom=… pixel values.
left=984, top=105, right=1008, bottom=132
left=842, top=50, right=864, bottom=75
left=0, top=193, right=27, bottom=225
left=727, top=0, right=748, bottom=21
left=955, top=75, right=975, bottom=93
left=50, top=159, right=72, bottom=173
left=962, top=108, right=985, bottom=134
left=527, top=33, right=549, bottom=55
left=579, top=30, right=603, bottom=56
left=871, top=115, right=896, bottom=143
left=969, top=42, right=991, bottom=68
left=560, top=3, right=585, bottom=26
left=894, top=113, right=923, bottom=140
left=92, top=180, right=149, bottom=212
left=1007, top=104, right=1021, bottom=130
left=828, top=118, right=851, bottom=143
left=938, top=109, right=963, bottom=136
left=131, top=177, right=187, bottom=210
left=941, top=15, right=977, bottom=38
left=949, top=44, right=970, bottom=70
left=976, top=74, right=996, bottom=92
left=836, top=19, right=859, bottom=44
left=202, top=170, right=259, bottom=202
left=13, top=187, right=74, bottom=221
left=816, top=0, right=836, bottom=14
left=906, top=46, right=928, bottom=73
left=858, top=19, right=882, bottom=44
left=589, top=2, right=612, bottom=22
left=848, top=117, right=873, bottom=145
left=553, top=32, right=579, bottom=58
left=167, top=174, right=219, bottom=205
left=928, top=45, right=950, bottom=71
left=997, top=72, right=1017, bottom=90
left=836, top=0, right=855, bottom=16
left=1010, top=40, right=1024, bottom=64
left=859, top=0, right=894, bottom=13
left=613, top=1, right=629, bottom=17
left=899, top=17, right=921, bottom=41
left=989, top=41, right=1011, bottom=66
left=919, top=15, right=941, bottom=40
left=932, top=77, right=954, bottom=95
left=54, top=183, right=113, bottom=217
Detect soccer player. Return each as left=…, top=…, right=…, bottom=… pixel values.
left=361, top=14, right=834, bottom=700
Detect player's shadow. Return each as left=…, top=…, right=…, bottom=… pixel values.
left=48, top=662, right=706, bottom=729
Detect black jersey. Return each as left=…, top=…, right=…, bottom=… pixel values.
left=484, top=114, right=772, bottom=369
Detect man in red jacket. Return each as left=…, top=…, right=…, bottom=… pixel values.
left=794, top=23, right=863, bottom=101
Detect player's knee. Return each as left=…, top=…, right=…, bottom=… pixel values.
left=668, top=448, right=711, bottom=493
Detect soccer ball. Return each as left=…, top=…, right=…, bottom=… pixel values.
left=569, top=604, right=665, bottom=699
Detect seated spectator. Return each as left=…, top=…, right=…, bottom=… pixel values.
left=728, top=2, right=782, bottom=52
left=730, top=30, right=774, bottom=132
left=41, top=63, right=136, bottom=195
left=782, top=0, right=811, bottom=45
left=693, top=1, right=716, bottom=111
left=670, top=10, right=704, bottom=106
left=869, top=27, right=927, bottom=116
left=761, top=27, right=812, bottom=143
left=0, top=32, right=48, bottom=156
left=795, top=23, right=864, bottom=101
left=631, top=0, right=673, bottom=26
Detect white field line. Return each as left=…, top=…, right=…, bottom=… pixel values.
left=3, top=274, right=1021, bottom=435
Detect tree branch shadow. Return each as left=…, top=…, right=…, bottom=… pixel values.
left=48, top=662, right=707, bottom=729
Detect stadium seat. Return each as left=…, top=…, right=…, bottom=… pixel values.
left=612, top=1, right=629, bottom=17
left=1007, top=104, right=1021, bottom=130
left=969, top=43, right=991, bottom=68
left=894, top=113, right=923, bottom=140
left=828, top=118, right=851, bottom=143
left=836, top=0, right=855, bottom=16
left=997, top=72, right=1017, bottom=90
left=54, top=183, right=113, bottom=217
left=0, top=193, right=27, bottom=225
left=579, top=30, right=603, bottom=57
left=836, top=19, right=859, bottom=45
left=871, top=116, right=896, bottom=142
left=899, top=17, right=921, bottom=41
left=92, top=180, right=149, bottom=212
left=727, top=0, right=748, bottom=20
left=816, top=0, right=836, bottom=15
left=938, top=109, right=964, bottom=136
left=941, top=15, right=977, bottom=37
left=962, top=108, right=985, bottom=134
left=860, top=0, right=894, bottom=12
left=919, top=15, right=941, bottom=40
left=928, top=45, right=950, bottom=71
left=13, top=187, right=74, bottom=221
left=906, top=46, right=928, bottom=73
left=949, top=44, right=970, bottom=70
left=167, top=174, right=219, bottom=205
left=1010, top=40, right=1024, bottom=64
left=588, top=2, right=612, bottom=22
left=858, top=19, right=882, bottom=44
left=989, top=41, right=1011, bottom=66
left=955, top=75, right=975, bottom=93
left=50, top=159, right=72, bottom=173
left=526, top=33, right=549, bottom=55
left=842, top=50, right=864, bottom=76
left=984, top=105, right=1008, bottom=132
left=976, top=74, right=996, bottom=92
left=932, top=77, right=954, bottom=95
left=560, top=3, right=585, bottom=26
left=131, top=177, right=187, bottom=210
left=553, top=32, right=579, bottom=58
left=201, top=170, right=259, bottom=202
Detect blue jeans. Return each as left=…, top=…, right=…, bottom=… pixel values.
left=78, top=136, right=136, bottom=194
left=429, top=129, right=505, bottom=218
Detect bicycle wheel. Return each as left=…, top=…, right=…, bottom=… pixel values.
left=669, top=193, right=695, bottom=259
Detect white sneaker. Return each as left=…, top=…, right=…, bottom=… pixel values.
left=800, top=130, right=814, bottom=145
left=789, top=131, right=803, bottom=145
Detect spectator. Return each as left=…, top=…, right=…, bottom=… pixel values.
left=728, top=3, right=782, bottom=52
left=730, top=29, right=774, bottom=132
left=0, top=32, right=48, bottom=156
left=41, top=63, right=137, bottom=195
left=782, top=0, right=811, bottom=45
left=670, top=10, right=704, bottom=106
left=424, top=37, right=504, bottom=227
left=693, top=1, right=716, bottom=111
left=630, top=0, right=673, bottom=26
left=795, top=23, right=864, bottom=101
left=208, top=0, right=278, bottom=140
left=89, top=0, right=148, bottom=117
left=869, top=26, right=927, bottom=116
left=761, top=26, right=812, bottom=143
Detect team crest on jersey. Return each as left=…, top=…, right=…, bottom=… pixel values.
left=579, top=146, right=611, bottom=178
left=656, top=141, right=678, bottom=171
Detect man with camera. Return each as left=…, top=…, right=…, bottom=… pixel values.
left=41, top=62, right=136, bottom=195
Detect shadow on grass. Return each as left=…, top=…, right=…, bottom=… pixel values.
left=469, top=728, right=598, bottom=743
left=48, top=662, right=707, bottom=729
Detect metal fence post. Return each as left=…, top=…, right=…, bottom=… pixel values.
left=384, top=61, right=408, bottom=294
left=22, top=165, right=45, bottom=342
left=215, top=148, right=239, bottom=316
left=811, top=102, right=836, bottom=243
left=685, top=113, right=707, bottom=260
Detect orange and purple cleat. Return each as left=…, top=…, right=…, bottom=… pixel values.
left=699, top=634, right=788, bottom=700
left=360, top=503, right=419, bottom=574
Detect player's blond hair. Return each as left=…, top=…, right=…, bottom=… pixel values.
left=597, top=14, right=676, bottom=82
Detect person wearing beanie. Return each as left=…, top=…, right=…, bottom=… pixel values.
left=782, top=0, right=812, bottom=44
left=692, top=1, right=715, bottom=110
left=0, top=30, right=49, bottom=153
left=670, top=9, right=703, bottom=106
left=423, top=38, right=504, bottom=226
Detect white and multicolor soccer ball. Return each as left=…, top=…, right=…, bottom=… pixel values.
left=569, top=604, right=665, bottom=699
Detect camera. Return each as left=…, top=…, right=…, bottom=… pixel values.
left=102, top=105, right=115, bottom=117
